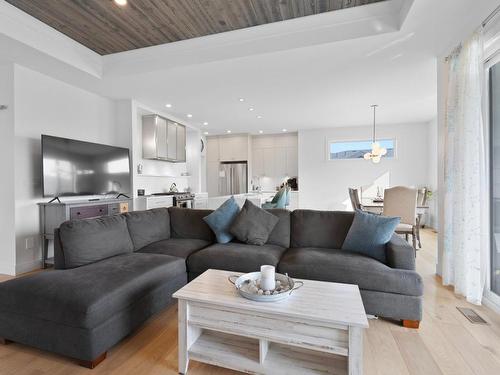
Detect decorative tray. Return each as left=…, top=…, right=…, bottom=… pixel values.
left=228, top=272, right=303, bottom=302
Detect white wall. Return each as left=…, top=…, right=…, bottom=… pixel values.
left=13, top=65, right=124, bottom=274
left=0, top=64, right=16, bottom=275
left=298, top=122, right=431, bottom=210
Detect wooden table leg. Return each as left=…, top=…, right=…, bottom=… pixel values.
left=348, top=326, right=363, bottom=375
left=178, top=300, right=189, bottom=374
left=178, top=300, right=201, bottom=374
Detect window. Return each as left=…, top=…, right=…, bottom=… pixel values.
left=328, top=139, right=395, bottom=160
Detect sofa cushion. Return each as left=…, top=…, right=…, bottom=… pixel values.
left=291, top=210, right=354, bottom=249
left=137, top=238, right=211, bottom=259
left=59, top=214, right=134, bottom=269
left=230, top=200, right=279, bottom=246
left=125, top=208, right=170, bottom=250
left=341, top=209, right=400, bottom=263
left=265, top=209, right=291, bottom=248
left=169, top=207, right=215, bottom=242
left=0, top=253, right=186, bottom=329
left=278, top=247, right=423, bottom=296
left=203, top=196, right=240, bottom=244
left=187, top=242, right=287, bottom=274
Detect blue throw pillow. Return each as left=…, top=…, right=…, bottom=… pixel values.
left=203, top=196, right=240, bottom=244
left=341, top=209, right=400, bottom=263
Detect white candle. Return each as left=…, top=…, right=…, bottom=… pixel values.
left=260, top=265, right=276, bottom=291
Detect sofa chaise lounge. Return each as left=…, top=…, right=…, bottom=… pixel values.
left=0, top=207, right=422, bottom=367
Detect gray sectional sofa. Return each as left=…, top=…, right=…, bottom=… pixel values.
left=0, top=207, right=422, bottom=368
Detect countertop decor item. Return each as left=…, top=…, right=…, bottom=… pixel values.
left=228, top=271, right=303, bottom=302
left=260, top=265, right=276, bottom=291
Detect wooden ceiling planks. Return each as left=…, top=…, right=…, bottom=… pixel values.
left=6, top=0, right=385, bottom=55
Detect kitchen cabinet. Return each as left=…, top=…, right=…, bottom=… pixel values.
left=268, top=147, right=297, bottom=178
left=176, top=123, right=186, bottom=162
left=274, top=148, right=287, bottom=178
left=253, top=150, right=264, bottom=177
left=207, top=161, right=220, bottom=197
left=286, top=146, right=298, bottom=177
left=135, top=196, right=173, bottom=210
left=142, top=115, right=186, bottom=162
left=207, top=137, right=219, bottom=162
left=167, top=121, right=177, bottom=160
left=219, top=135, right=248, bottom=161
left=262, top=148, right=275, bottom=177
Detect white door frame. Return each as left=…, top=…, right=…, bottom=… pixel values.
left=483, top=49, right=500, bottom=312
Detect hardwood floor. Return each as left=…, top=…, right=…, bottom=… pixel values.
left=1, top=229, right=500, bottom=374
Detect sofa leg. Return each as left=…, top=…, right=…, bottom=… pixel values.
left=77, top=352, right=107, bottom=369
left=402, top=320, right=420, bottom=329
left=0, top=338, right=13, bottom=345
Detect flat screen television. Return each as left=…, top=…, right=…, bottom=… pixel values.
left=42, top=135, right=131, bottom=198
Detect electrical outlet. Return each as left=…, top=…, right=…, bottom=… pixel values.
left=25, top=237, right=35, bottom=250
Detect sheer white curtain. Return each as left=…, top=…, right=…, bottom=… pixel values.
left=443, top=31, right=487, bottom=305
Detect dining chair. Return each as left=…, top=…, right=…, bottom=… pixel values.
left=348, top=188, right=361, bottom=211
left=383, top=186, right=418, bottom=250
left=415, top=187, right=428, bottom=248
left=262, top=186, right=287, bottom=209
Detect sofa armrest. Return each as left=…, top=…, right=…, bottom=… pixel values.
left=386, top=234, right=415, bottom=270
left=53, top=228, right=66, bottom=269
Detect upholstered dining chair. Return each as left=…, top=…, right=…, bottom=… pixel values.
left=262, top=186, right=287, bottom=209
left=348, top=188, right=362, bottom=211
left=415, top=187, right=428, bottom=248
left=284, top=185, right=291, bottom=208
left=383, top=186, right=418, bottom=250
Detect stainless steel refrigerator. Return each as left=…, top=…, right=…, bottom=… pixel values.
left=218, top=162, right=248, bottom=196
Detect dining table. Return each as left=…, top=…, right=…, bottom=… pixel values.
left=360, top=198, right=429, bottom=215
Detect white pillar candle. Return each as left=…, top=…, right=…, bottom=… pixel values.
left=260, top=265, right=276, bottom=291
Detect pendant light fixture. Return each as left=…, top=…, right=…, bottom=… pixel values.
left=363, top=104, right=387, bottom=163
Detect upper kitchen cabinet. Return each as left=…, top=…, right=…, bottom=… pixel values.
left=142, top=115, right=186, bottom=162
left=251, top=132, right=298, bottom=180
left=175, top=122, right=186, bottom=162
left=206, top=137, right=220, bottom=162
left=219, top=135, right=249, bottom=161
left=207, top=134, right=249, bottom=162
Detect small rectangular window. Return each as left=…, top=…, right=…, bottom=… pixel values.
left=328, top=139, right=395, bottom=160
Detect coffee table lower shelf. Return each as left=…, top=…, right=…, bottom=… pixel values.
left=188, top=329, right=348, bottom=375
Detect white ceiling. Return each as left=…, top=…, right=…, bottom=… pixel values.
left=1, top=0, right=498, bottom=135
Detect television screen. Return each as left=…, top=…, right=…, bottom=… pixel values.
left=42, top=135, right=131, bottom=197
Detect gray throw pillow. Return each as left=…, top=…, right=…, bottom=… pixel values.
left=230, top=199, right=279, bottom=246
left=341, top=209, right=400, bottom=263
left=59, top=214, right=134, bottom=268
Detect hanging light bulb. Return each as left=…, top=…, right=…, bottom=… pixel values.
left=365, top=105, right=387, bottom=163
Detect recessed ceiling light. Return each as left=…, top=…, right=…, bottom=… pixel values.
left=282, top=128, right=287, bottom=132
left=227, top=130, right=232, bottom=134
left=257, top=115, right=263, bottom=119
left=165, top=103, right=172, bottom=108
left=114, top=0, right=127, bottom=6
left=259, top=130, right=263, bottom=134
left=249, top=107, right=254, bottom=111
left=186, top=114, right=193, bottom=118
left=239, top=98, right=245, bottom=102
left=203, top=122, right=208, bottom=126
left=204, top=131, right=209, bottom=135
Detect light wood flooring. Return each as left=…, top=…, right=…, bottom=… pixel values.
left=1, top=229, right=500, bottom=375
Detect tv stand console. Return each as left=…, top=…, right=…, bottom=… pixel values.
left=38, top=198, right=133, bottom=268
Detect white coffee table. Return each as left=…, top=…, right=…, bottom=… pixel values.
left=173, top=269, right=368, bottom=375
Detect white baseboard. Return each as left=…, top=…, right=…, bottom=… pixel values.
left=15, top=259, right=42, bottom=275
left=483, top=292, right=500, bottom=314
left=0, top=261, right=16, bottom=276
